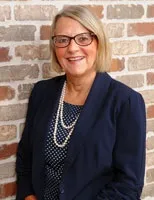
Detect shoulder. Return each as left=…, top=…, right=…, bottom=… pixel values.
left=99, top=74, right=146, bottom=129
left=34, top=75, right=65, bottom=91
left=105, top=73, right=143, bottom=102
left=31, top=75, right=65, bottom=98
left=29, top=75, right=65, bottom=104
left=98, top=73, right=145, bottom=111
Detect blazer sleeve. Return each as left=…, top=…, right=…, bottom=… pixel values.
left=96, top=92, right=146, bottom=200
left=16, top=82, right=44, bottom=200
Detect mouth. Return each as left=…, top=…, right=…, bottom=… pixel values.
left=67, top=56, right=84, bottom=62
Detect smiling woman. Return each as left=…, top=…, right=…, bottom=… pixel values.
left=15, top=5, right=146, bottom=200
left=52, top=16, right=98, bottom=80
left=50, top=5, right=111, bottom=74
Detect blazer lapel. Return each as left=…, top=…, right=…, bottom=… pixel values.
left=33, top=75, right=66, bottom=144
left=63, top=72, right=112, bottom=173
left=32, top=75, right=66, bottom=198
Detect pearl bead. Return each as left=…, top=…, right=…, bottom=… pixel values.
left=53, top=81, right=80, bottom=148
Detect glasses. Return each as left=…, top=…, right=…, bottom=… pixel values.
left=52, top=32, right=96, bottom=48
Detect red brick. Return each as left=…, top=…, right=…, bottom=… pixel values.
left=0, top=125, right=17, bottom=141
left=147, top=72, right=154, bottom=85
left=0, top=6, right=11, bottom=21
left=18, top=83, right=34, bottom=100
left=0, top=143, right=17, bottom=160
left=147, top=105, right=154, bottom=119
left=40, top=25, right=51, bottom=40
left=0, top=25, right=36, bottom=42
left=142, top=183, right=154, bottom=199
left=0, top=64, right=39, bottom=82
left=0, top=182, right=16, bottom=198
left=0, top=86, right=15, bottom=101
left=110, top=58, right=125, bottom=72
left=14, top=5, right=58, bottom=21
left=140, top=90, right=154, bottom=104
left=147, top=119, right=154, bottom=132
left=128, top=23, right=154, bottom=36
left=147, top=5, right=154, bottom=18
left=64, top=5, right=104, bottom=19
left=128, top=56, right=154, bottom=71
left=147, top=40, right=154, bottom=53
left=146, top=168, right=154, bottom=183
left=107, top=5, right=144, bottom=19
left=0, top=162, right=15, bottom=179
left=0, top=47, right=11, bottom=62
left=106, top=23, right=124, bottom=38
left=116, top=74, right=144, bottom=88
left=112, top=40, right=143, bottom=55
left=15, top=45, right=50, bottom=60
left=0, top=104, right=27, bottom=121
left=85, top=5, right=104, bottom=18
left=146, top=152, right=154, bottom=167
left=146, top=135, right=154, bottom=151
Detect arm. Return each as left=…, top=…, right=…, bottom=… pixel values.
left=16, top=83, right=42, bottom=200
left=97, top=92, right=146, bottom=200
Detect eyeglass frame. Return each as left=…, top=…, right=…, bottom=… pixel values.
left=51, top=32, right=96, bottom=48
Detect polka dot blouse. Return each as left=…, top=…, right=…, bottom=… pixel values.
left=44, top=101, right=83, bottom=200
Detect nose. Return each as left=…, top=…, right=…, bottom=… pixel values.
left=67, top=38, right=79, bottom=52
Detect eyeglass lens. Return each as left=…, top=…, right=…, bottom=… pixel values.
left=52, top=33, right=94, bottom=48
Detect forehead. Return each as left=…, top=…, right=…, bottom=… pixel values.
left=54, top=17, right=88, bottom=36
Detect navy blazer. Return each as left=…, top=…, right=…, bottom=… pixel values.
left=16, top=72, right=146, bottom=200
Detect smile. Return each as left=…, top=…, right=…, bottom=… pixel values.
left=67, top=56, right=84, bottom=61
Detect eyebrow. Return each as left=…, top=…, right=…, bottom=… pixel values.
left=53, top=32, right=91, bottom=37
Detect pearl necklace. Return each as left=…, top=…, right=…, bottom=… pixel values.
left=53, top=81, right=80, bottom=148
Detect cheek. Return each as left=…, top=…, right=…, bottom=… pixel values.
left=91, top=46, right=98, bottom=60
left=84, top=41, right=98, bottom=59
left=55, top=49, right=65, bottom=61
left=54, top=49, right=66, bottom=70
left=86, top=49, right=97, bottom=61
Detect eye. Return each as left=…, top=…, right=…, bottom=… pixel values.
left=78, top=35, right=89, bottom=42
left=76, top=33, right=92, bottom=45
left=56, top=37, right=69, bottom=44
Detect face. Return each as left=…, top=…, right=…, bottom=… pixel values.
left=53, top=17, right=98, bottom=77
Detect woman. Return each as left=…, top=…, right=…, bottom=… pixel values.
left=16, top=5, right=146, bottom=200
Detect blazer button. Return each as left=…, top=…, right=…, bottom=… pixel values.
left=60, top=188, right=65, bottom=194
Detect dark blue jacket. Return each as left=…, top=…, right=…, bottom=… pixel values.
left=16, top=72, right=146, bottom=200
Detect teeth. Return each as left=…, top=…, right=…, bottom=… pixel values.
left=67, top=57, right=83, bottom=61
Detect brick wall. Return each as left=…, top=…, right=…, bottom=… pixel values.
left=0, top=0, right=154, bottom=199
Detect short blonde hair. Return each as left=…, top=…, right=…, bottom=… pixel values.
left=50, top=5, right=111, bottom=73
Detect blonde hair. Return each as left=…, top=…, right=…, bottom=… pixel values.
left=50, top=5, right=111, bottom=73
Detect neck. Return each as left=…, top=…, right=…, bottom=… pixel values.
left=64, top=71, right=97, bottom=105
left=66, top=71, right=97, bottom=93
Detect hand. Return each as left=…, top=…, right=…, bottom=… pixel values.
left=25, top=195, right=37, bottom=200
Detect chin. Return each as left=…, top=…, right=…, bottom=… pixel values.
left=66, top=70, right=89, bottom=78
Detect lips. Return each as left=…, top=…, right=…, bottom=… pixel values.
left=67, top=56, right=84, bottom=61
